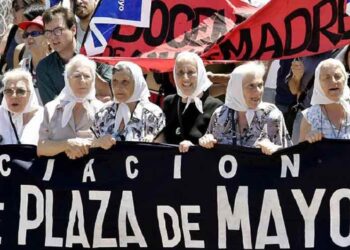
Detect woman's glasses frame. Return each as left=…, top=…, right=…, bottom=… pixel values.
left=3, top=88, right=30, bottom=97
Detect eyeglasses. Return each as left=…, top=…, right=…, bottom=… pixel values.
left=22, top=30, right=44, bottom=39
left=69, top=72, right=93, bottom=81
left=175, top=71, right=197, bottom=78
left=3, top=88, right=29, bottom=97
left=44, top=27, right=65, bottom=38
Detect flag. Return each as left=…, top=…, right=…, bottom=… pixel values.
left=81, top=0, right=257, bottom=72
left=347, top=0, right=350, bottom=15
left=84, top=0, right=152, bottom=56
left=203, top=0, right=350, bottom=61
left=45, top=0, right=70, bottom=9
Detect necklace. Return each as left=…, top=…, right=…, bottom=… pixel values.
left=235, top=112, right=248, bottom=146
left=322, top=105, right=347, bottom=139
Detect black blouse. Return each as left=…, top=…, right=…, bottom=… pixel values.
left=163, top=91, right=222, bottom=144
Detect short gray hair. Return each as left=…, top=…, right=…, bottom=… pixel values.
left=234, top=61, right=266, bottom=80
left=113, top=62, right=132, bottom=76
left=316, top=58, right=348, bottom=83
left=2, top=68, right=33, bottom=89
left=65, top=54, right=96, bottom=81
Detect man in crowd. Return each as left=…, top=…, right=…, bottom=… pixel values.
left=74, top=0, right=98, bottom=50
left=36, top=5, right=111, bottom=104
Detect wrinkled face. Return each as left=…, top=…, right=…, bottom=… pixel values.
left=12, top=0, right=25, bottom=25
left=242, top=73, right=264, bottom=109
left=175, top=58, right=198, bottom=97
left=75, top=0, right=96, bottom=19
left=68, top=65, right=93, bottom=98
left=4, top=78, right=31, bottom=113
left=319, top=63, right=346, bottom=102
left=112, top=69, right=135, bottom=103
left=44, top=14, right=76, bottom=54
left=23, top=24, right=46, bottom=52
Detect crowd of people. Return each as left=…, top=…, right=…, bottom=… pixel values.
left=0, top=0, right=350, bottom=159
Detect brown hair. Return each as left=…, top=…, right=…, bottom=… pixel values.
left=12, top=0, right=44, bottom=9
left=42, top=5, right=76, bottom=29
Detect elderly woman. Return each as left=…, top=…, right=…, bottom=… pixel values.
left=37, top=54, right=102, bottom=159
left=199, top=62, right=292, bottom=155
left=299, top=58, right=350, bottom=143
left=0, top=68, right=43, bottom=144
left=92, top=61, right=165, bottom=149
left=161, top=52, right=222, bottom=152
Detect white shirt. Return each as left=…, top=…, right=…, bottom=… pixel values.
left=0, top=106, right=44, bottom=145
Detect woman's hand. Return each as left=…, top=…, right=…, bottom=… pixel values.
left=91, top=135, right=116, bottom=150
left=65, top=138, right=92, bottom=159
left=142, top=135, right=155, bottom=143
left=257, top=139, right=281, bottom=155
left=178, top=140, right=193, bottom=153
left=305, top=131, right=323, bottom=143
left=291, top=60, right=305, bottom=81
left=199, top=134, right=217, bottom=149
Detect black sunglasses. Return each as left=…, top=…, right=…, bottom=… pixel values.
left=22, top=30, right=44, bottom=39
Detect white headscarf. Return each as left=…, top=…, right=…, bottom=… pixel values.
left=58, top=55, right=97, bottom=128
left=113, top=61, right=150, bottom=131
left=225, top=62, right=266, bottom=125
left=1, top=70, right=40, bottom=138
left=311, top=58, right=350, bottom=107
left=173, top=52, right=212, bottom=114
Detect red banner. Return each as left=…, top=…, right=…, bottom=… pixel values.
left=90, top=0, right=254, bottom=72
left=203, top=0, right=350, bottom=60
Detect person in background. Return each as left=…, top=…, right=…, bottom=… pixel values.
left=92, top=61, right=165, bottom=150
left=73, top=0, right=98, bottom=50
left=13, top=3, right=46, bottom=68
left=199, top=62, right=292, bottom=155
left=262, top=59, right=279, bottom=104
left=0, top=0, right=43, bottom=73
left=36, top=5, right=111, bottom=104
left=299, top=59, right=350, bottom=143
left=159, top=52, right=222, bottom=153
left=37, top=55, right=102, bottom=159
left=287, top=52, right=333, bottom=144
left=275, top=59, right=297, bottom=135
left=0, top=68, right=43, bottom=144
left=17, top=14, right=50, bottom=105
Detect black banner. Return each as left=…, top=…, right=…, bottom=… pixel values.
left=1, top=141, right=350, bottom=249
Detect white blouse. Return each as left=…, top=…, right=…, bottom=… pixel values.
left=0, top=106, right=44, bottom=145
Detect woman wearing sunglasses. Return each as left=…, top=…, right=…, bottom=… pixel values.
left=17, top=13, right=49, bottom=105
left=0, top=68, right=43, bottom=144
left=0, top=0, right=44, bottom=73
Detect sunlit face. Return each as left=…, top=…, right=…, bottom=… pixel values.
left=44, top=14, right=76, bottom=54
left=242, top=73, right=264, bottom=109
left=4, top=77, right=31, bottom=113
left=319, top=63, right=346, bottom=102
left=75, top=0, right=97, bottom=20
left=174, top=58, right=198, bottom=97
left=68, top=65, right=93, bottom=98
left=23, top=25, right=46, bottom=52
left=112, top=69, right=135, bottom=103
